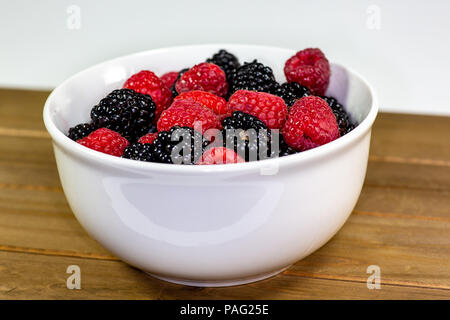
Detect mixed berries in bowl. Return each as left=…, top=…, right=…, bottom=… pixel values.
left=66, top=47, right=355, bottom=165
left=43, top=44, right=377, bottom=287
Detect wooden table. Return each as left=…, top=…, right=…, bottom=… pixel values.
left=0, top=88, right=449, bottom=299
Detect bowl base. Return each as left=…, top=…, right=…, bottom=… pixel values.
left=145, top=265, right=291, bottom=287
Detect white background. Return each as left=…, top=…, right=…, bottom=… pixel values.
left=0, top=0, right=449, bottom=115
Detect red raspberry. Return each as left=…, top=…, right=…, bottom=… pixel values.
left=227, top=90, right=288, bottom=130
left=284, top=48, right=330, bottom=96
left=160, top=71, right=179, bottom=89
left=123, top=70, right=173, bottom=119
left=77, top=128, right=129, bottom=157
left=157, top=99, right=222, bottom=134
left=174, top=90, right=231, bottom=121
left=283, top=96, right=339, bottom=151
left=197, top=147, right=245, bottom=165
left=175, top=63, right=228, bottom=97
left=138, top=132, right=157, bottom=144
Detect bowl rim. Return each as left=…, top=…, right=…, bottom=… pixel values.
left=43, top=43, right=378, bottom=174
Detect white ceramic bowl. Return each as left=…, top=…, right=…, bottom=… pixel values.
left=43, top=44, right=378, bottom=287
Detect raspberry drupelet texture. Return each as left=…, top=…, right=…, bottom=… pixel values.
left=197, top=147, right=245, bottom=165
left=228, top=60, right=278, bottom=96
left=227, top=90, right=288, bottom=130
left=138, top=132, right=158, bottom=144
left=90, top=89, right=156, bottom=142
left=157, top=99, right=222, bottom=134
left=175, top=63, right=228, bottom=97
left=170, top=68, right=189, bottom=97
left=272, top=82, right=311, bottom=107
left=174, top=90, right=231, bottom=121
left=123, top=70, right=172, bottom=120
left=77, top=128, right=129, bottom=157
left=283, top=96, right=339, bottom=151
left=68, top=122, right=97, bottom=141
left=206, top=49, right=240, bottom=79
left=160, top=71, right=179, bottom=89
left=320, top=96, right=355, bottom=136
left=284, top=48, right=330, bottom=96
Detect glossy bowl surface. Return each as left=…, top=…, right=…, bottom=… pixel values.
left=43, top=44, right=378, bottom=287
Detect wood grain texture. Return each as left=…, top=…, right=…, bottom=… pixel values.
left=370, top=112, right=450, bottom=161
left=0, top=89, right=49, bottom=131
left=0, top=251, right=448, bottom=300
left=0, top=88, right=449, bottom=299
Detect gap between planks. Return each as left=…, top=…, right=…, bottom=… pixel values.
left=0, top=244, right=119, bottom=261
left=1, top=244, right=448, bottom=292
left=352, top=210, right=450, bottom=223
left=1, top=125, right=449, bottom=291
left=282, top=269, right=450, bottom=291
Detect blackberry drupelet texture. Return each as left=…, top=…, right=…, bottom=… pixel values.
left=321, top=96, right=355, bottom=136
left=206, top=49, right=240, bottom=79
left=122, top=142, right=153, bottom=162
left=68, top=122, right=97, bottom=141
left=147, top=124, right=158, bottom=133
left=90, top=89, right=156, bottom=142
left=279, top=134, right=298, bottom=157
left=273, top=82, right=311, bottom=107
left=222, top=111, right=267, bottom=132
left=220, top=111, right=273, bottom=162
left=122, top=70, right=172, bottom=119
left=228, top=60, right=278, bottom=96
left=151, top=126, right=208, bottom=164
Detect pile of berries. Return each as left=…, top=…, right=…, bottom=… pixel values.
left=68, top=48, right=356, bottom=165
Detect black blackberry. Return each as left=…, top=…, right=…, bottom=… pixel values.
left=151, top=126, right=208, bottom=164
left=171, top=68, right=189, bottom=98
left=321, top=96, right=355, bottom=136
left=273, top=82, right=310, bottom=107
left=90, top=89, right=156, bottom=142
left=206, top=49, right=240, bottom=79
left=228, top=60, right=278, bottom=96
left=147, top=124, right=158, bottom=134
left=67, top=122, right=97, bottom=141
left=219, top=111, right=274, bottom=162
left=222, top=111, right=267, bottom=131
left=122, top=142, right=153, bottom=162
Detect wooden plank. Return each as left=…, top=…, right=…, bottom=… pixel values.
left=291, top=213, right=450, bottom=289
left=365, top=161, right=450, bottom=191
left=0, top=187, right=112, bottom=257
left=1, top=134, right=449, bottom=192
left=0, top=89, right=49, bottom=132
left=356, top=187, right=450, bottom=219
left=0, top=182, right=448, bottom=289
left=1, top=88, right=449, bottom=163
left=0, top=136, right=448, bottom=290
left=370, top=113, right=450, bottom=161
left=1, top=88, right=449, bottom=297
left=0, top=251, right=448, bottom=300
